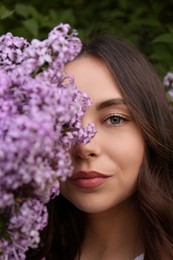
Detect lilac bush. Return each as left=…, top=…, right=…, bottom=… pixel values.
left=0, top=23, right=96, bottom=259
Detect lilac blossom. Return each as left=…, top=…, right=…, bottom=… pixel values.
left=0, top=23, right=96, bottom=259
left=163, top=72, right=173, bottom=88
left=163, top=72, right=173, bottom=107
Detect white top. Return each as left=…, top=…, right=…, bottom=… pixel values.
left=134, top=253, right=144, bottom=260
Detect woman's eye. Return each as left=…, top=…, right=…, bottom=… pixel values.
left=104, top=115, right=127, bottom=126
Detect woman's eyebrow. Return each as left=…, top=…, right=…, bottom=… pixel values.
left=96, top=98, right=126, bottom=111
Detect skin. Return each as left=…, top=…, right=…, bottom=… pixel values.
left=60, top=56, right=145, bottom=259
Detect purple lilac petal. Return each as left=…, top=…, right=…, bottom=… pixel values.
left=0, top=23, right=96, bottom=259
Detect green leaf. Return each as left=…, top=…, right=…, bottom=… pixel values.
left=0, top=5, right=14, bottom=19
left=23, top=18, right=39, bottom=37
left=152, top=33, right=173, bottom=43
left=150, top=49, right=172, bottom=61
left=15, top=4, right=41, bottom=20
left=11, top=26, right=32, bottom=40
left=118, top=0, right=131, bottom=10
left=14, top=3, right=31, bottom=18
left=57, top=9, right=76, bottom=25
left=26, top=5, right=42, bottom=20
left=0, top=213, right=10, bottom=240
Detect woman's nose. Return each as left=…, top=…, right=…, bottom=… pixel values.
left=72, top=133, right=101, bottom=160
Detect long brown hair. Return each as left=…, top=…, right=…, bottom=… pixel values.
left=27, top=36, right=173, bottom=259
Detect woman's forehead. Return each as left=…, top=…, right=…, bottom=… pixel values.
left=65, top=56, right=123, bottom=103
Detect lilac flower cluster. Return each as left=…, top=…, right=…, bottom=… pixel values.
left=163, top=72, right=173, bottom=105
left=0, top=23, right=96, bottom=259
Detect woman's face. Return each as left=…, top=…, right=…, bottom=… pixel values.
left=60, top=56, right=145, bottom=213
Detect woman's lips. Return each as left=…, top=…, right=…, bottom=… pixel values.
left=69, top=171, right=110, bottom=189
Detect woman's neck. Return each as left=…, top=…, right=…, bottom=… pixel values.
left=80, top=198, right=144, bottom=260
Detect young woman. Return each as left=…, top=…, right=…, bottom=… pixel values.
left=27, top=36, right=173, bottom=260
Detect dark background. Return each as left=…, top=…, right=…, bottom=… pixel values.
left=0, top=0, right=173, bottom=77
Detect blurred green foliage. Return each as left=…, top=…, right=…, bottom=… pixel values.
left=0, top=0, right=173, bottom=77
